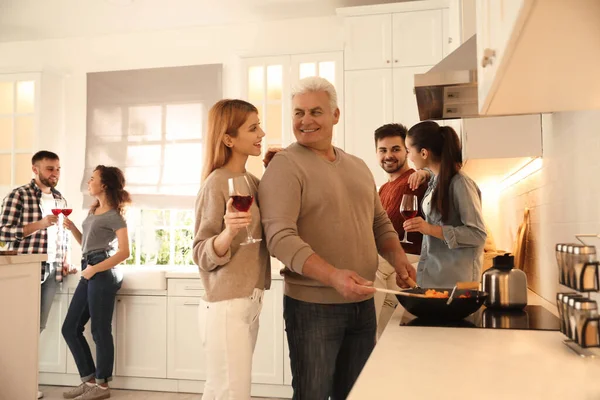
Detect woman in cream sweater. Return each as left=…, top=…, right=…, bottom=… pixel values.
left=192, top=99, right=271, bottom=400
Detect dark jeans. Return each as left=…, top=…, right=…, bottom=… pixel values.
left=283, top=295, right=376, bottom=400
left=61, top=250, right=122, bottom=384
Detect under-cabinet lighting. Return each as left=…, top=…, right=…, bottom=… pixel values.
left=499, top=157, right=543, bottom=190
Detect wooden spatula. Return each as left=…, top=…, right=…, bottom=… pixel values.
left=369, top=286, right=429, bottom=298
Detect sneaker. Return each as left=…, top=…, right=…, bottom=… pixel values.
left=37, top=390, right=43, bottom=399
left=73, top=385, right=110, bottom=400
left=63, top=383, right=93, bottom=399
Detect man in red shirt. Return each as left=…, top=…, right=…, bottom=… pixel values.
left=374, top=123, right=428, bottom=337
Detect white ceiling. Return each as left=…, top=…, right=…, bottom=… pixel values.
left=0, top=0, right=409, bottom=42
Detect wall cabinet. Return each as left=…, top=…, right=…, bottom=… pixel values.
left=475, top=0, right=526, bottom=113
left=475, top=0, right=600, bottom=115
left=342, top=4, right=452, bottom=186
left=344, top=8, right=451, bottom=71
left=344, top=14, right=392, bottom=70
left=462, top=114, right=541, bottom=160
left=344, top=69, right=393, bottom=186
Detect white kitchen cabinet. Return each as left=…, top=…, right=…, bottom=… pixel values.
left=392, top=10, right=444, bottom=67
left=115, top=295, right=167, bottom=378
left=474, top=1, right=600, bottom=115
left=344, top=69, right=393, bottom=187
left=462, top=114, right=541, bottom=160
left=344, top=14, right=392, bottom=70
left=165, top=278, right=286, bottom=385
left=166, top=296, right=206, bottom=380
left=475, top=0, right=526, bottom=113
left=252, top=280, right=284, bottom=384
left=341, top=2, right=455, bottom=186
left=66, top=294, right=117, bottom=375
left=343, top=4, right=456, bottom=71
left=39, top=292, right=69, bottom=373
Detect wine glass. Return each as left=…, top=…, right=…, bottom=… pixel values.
left=51, top=198, right=64, bottom=216
left=399, top=193, right=418, bottom=244
left=228, top=176, right=262, bottom=246
left=54, top=198, right=69, bottom=279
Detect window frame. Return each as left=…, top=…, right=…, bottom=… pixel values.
left=0, top=73, right=41, bottom=197
left=125, top=207, right=195, bottom=267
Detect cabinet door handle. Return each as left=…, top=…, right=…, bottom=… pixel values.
left=386, top=60, right=390, bottom=64
left=394, top=60, right=398, bottom=63
left=184, top=302, right=200, bottom=306
left=448, top=37, right=453, bottom=44
left=184, top=286, right=203, bottom=290
left=481, top=48, right=496, bottom=68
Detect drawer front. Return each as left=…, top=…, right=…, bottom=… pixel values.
left=167, top=279, right=205, bottom=297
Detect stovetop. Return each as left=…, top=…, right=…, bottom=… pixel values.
left=399, top=305, right=561, bottom=331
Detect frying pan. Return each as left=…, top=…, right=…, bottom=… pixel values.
left=395, top=288, right=488, bottom=321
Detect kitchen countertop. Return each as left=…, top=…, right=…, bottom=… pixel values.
left=349, top=290, right=600, bottom=400
left=166, top=265, right=284, bottom=280
left=0, top=254, right=46, bottom=265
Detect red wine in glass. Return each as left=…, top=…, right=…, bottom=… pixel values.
left=51, top=208, right=62, bottom=216
left=228, top=176, right=262, bottom=246
left=401, top=210, right=418, bottom=219
left=61, top=209, right=73, bottom=216
left=231, top=196, right=254, bottom=212
left=399, top=194, right=418, bottom=244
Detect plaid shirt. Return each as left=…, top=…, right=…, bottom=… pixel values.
left=0, top=180, right=68, bottom=277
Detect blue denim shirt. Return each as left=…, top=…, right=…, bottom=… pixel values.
left=417, top=171, right=487, bottom=287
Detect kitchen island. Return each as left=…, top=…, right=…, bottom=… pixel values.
left=0, top=254, right=47, bottom=400
left=349, top=291, right=600, bottom=400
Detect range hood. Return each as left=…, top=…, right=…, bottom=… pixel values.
left=414, top=35, right=479, bottom=120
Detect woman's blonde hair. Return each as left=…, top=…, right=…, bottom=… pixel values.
left=202, top=99, right=258, bottom=181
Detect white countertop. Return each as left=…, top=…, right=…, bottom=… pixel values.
left=349, top=291, right=600, bottom=400
left=0, top=254, right=46, bottom=265
left=166, top=266, right=284, bottom=280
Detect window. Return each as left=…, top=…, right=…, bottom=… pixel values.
left=87, top=102, right=205, bottom=197
left=125, top=208, right=194, bottom=267
left=85, top=65, right=222, bottom=267
left=242, top=53, right=344, bottom=178
left=85, top=64, right=222, bottom=205
left=0, top=74, right=39, bottom=198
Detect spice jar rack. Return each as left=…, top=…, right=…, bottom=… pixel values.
left=556, top=234, right=600, bottom=358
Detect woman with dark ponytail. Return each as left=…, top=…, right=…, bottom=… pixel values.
left=61, top=165, right=131, bottom=400
left=403, top=121, right=486, bottom=287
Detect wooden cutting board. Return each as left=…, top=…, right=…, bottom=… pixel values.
left=513, top=208, right=530, bottom=270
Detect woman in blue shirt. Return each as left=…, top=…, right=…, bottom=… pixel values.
left=403, top=121, right=486, bottom=287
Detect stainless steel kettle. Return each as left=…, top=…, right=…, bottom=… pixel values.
left=481, top=253, right=527, bottom=309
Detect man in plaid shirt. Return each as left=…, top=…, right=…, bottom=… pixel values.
left=0, top=151, right=72, bottom=333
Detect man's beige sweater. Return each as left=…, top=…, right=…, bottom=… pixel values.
left=192, top=168, right=271, bottom=302
left=258, top=143, right=398, bottom=304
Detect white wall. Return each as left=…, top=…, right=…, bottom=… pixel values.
left=0, top=16, right=344, bottom=241
left=495, top=110, right=600, bottom=303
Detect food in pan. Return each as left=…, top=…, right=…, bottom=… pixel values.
left=424, top=289, right=449, bottom=298
left=424, top=289, right=473, bottom=299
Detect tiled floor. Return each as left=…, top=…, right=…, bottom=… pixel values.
left=39, top=386, right=283, bottom=399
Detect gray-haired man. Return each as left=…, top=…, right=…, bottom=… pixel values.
left=259, top=77, right=417, bottom=399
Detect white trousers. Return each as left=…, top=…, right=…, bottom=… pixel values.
left=200, top=289, right=264, bottom=400
left=374, top=254, right=420, bottom=339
